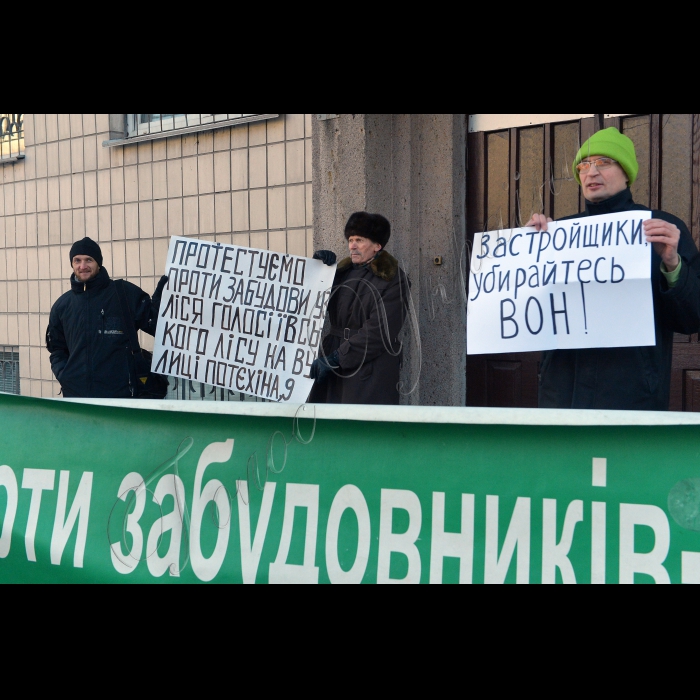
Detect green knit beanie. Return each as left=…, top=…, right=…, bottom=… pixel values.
left=573, top=127, right=638, bottom=186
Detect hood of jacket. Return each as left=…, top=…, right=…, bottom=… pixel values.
left=336, top=250, right=399, bottom=281
left=71, top=266, right=111, bottom=294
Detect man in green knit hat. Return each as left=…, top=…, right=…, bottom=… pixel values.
left=526, top=127, right=700, bottom=410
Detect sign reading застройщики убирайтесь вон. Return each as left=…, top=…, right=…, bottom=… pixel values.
left=467, top=211, right=654, bottom=355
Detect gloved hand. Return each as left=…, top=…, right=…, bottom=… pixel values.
left=154, top=275, right=168, bottom=297
left=310, top=350, right=340, bottom=382
left=313, top=250, right=337, bottom=266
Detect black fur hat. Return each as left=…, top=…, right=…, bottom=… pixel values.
left=344, top=212, right=391, bottom=249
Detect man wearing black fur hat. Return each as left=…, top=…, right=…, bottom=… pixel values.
left=46, top=237, right=167, bottom=398
left=308, top=212, right=410, bottom=405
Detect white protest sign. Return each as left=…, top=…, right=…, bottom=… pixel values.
left=153, top=236, right=336, bottom=402
left=467, top=211, right=654, bottom=355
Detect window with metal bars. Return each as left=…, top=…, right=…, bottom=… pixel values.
left=0, top=347, right=20, bottom=395
left=125, top=114, right=278, bottom=139
left=0, top=114, right=24, bottom=161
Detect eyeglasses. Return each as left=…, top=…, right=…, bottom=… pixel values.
left=576, top=157, right=618, bottom=174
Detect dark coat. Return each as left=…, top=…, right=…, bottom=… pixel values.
left=46, top=267, right=162, bottom=398
left=308, top=250, right=410, bottom=405
left=539, top=188, right=700, bottom=411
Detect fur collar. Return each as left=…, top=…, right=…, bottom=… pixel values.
left=336, top=250, right=399, bottom=281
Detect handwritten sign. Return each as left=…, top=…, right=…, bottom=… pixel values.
left=467, top=211, right=654, bottom=354
left=153, top=237, right=336, bottom=402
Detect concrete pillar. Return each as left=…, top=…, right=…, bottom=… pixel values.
left=313, top=114, right=467, bottom=406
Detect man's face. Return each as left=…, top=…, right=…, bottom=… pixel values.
left=348, top=235, right=382, bottom=265
left=72, top=255, right=100, bottom=282
left=579, top=154, right=629, bottom=203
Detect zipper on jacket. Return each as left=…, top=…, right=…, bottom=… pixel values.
left=101, top=309, right=105, bottom=337
left=85, top=289, right=92, bottom=395
left=128, top=352, right=134, bottom=397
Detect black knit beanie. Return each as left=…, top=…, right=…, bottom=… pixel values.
left=344, top=212, right=391, bottom=249
left=69, top=237, right=103, bottom=267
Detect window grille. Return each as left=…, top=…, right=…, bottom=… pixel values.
left=125, top=113, right=277, bottom=139
left=166, top=378, right=268, bottom=403
left=0, top=347, right=20, bottom=395
left=0, top=114, right=24, bottom=161
left=468, top=114, right=633, bottom=133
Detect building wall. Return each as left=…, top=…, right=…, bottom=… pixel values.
left=0, top=114, right=313, bottom=397
left=313, top=114, right=467, bottom=406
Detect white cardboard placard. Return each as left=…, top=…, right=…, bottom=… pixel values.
left=153, top=237, right=335, bottom=402
left=467, top=211, right=655, bottom=355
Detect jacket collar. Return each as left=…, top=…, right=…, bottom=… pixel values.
left=336, top=249, right=399, bottom=282
left=71, top=266, right=111, bottom=294
left=585, top=187, right=636, bottom=216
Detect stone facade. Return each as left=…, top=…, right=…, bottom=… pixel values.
left=313, top=114, right=467, bottom=406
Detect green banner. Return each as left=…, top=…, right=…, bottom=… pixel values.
left=2, top=393, right=700, bottom=583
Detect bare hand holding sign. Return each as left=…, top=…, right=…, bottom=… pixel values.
left=467, top=211, right=654, bottom=355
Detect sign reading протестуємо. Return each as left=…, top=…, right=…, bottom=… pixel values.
left=153, top=237, right=336, bottom=402
left=467, top=211, right=654, bottom=355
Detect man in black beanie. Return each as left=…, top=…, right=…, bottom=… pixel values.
left=308, top=212, right=410, bottom=405
left=45, top=237, right=168, bottom=398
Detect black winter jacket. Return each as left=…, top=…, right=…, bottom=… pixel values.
left=539, top=188, right=700, bottom=411
left=46, top=267, right=163, bottom=398
left=308, top=251, right=410, bottom=405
